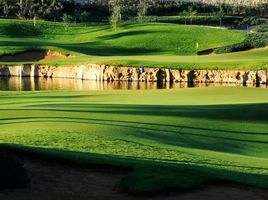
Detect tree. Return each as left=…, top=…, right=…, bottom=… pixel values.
left=80, top=11, right=91, bottom=23
left=45, top=0, right=63, bottom=21
left=215, top=4, right=225, bottom=27
left=187, top=6, right=197, bottom=25
left=19, top=0, right=24, bottom=17
left=181, top=10, right=188, bottom=25
left=62, top=13, right=75, bottom=30
left=137, top=0, right=148, bottom=23
left=109, top=0, right=122, bottom=31
left=239, top=16, right=260, bottom=35
left=0, top=0, right=19, bottom=17
left=175, top=0, right=181, bottom=6
left=28, top=0, right=43, bottom=26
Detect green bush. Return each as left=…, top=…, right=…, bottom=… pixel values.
left=0, top=23, right=42, bottom=38
left=214, top=33, right=268, bottom=54
left=62, top=14, right=76, bottom=24
left=80, top=11, right=92, bottom=23
left=256, top=24, right=268, bottom=33
left=128, top=15, right=242, bottom=26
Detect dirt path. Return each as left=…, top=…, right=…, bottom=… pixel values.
left=0, top=150, right=267, bottom=200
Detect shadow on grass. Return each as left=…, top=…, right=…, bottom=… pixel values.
left=0, top=23, right=43, bottom=38
left=21, top=102, right=268, bottom=122
left=0, top=144, right=267, bottom=195
left=97, top=30, right=156, bottom=40
left=1, top=102, right=268, bottom=157
left=0, top=40, right=162, bottom=56
left=1, top=112, right=268, bottom=158
left=60, top=43, right=162, bottom=56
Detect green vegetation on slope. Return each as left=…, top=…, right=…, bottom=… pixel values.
left=3, top=19, right=266, bottom=69
left=0, top=19, right=244, bottom=55
left=0, top=87, right=268, bottom=193
left=0, top=19, right=267, bottom=69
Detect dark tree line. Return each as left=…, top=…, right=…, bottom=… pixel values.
left=0, top=0, right=267, bottom=23
left=0, top=0, right=63, bottom=20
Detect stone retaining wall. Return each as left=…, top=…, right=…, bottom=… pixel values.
left=0, top=64, right=267, bottom=84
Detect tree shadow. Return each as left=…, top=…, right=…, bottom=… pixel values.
left=0, top=23, right=43, bottom=38
left=15, top=102, right=267, bottom=157
left=97, top=30, right=156, bottom=40
left=23, top=102, right=268, bottom=122
left=0, top=40, right=162, bottom=56
left=59, top=42, right=162, bottom=56
left=0, top=144, right=267, bottom=191
left=1, top=111, right=267, bottom=158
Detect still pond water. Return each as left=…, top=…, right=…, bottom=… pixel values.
left=0, top=77, right=266, bottom=91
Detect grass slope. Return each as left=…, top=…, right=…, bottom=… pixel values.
left=0, top=87, right=268, bottom=193
left=0, top=19, right=244, bottom=55
left=1, top=19, right=267, bottom=69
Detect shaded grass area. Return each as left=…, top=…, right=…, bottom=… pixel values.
left=0, top=88, right=268, bottom=193
left=1, top=19, right=267, bottom=69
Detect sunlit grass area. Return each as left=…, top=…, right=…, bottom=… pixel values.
left=0, top=87, right=268, bottom=193
left=1, top=19, right=266, bottom=69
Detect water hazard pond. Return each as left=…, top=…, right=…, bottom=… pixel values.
left=0, top=76, right=266, bottom=91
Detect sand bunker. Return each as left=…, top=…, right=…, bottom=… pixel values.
left=197, top=49, right=214, bottom=55
left=0, top=50, right=71, bottom=62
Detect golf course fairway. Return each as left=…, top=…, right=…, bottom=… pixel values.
left=0, top=19, right=267, bottom=69
left=0, top=87, right=267, bottom=194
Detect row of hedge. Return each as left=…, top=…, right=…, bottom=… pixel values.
left=214, top=32, right=268, bottom=54
left=256, top=24, right=268, bottom=33
left=128, top=15, right=243, bottom=26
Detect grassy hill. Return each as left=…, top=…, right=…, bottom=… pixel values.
left=0, top=19, right=244, bottom=55
left=0, top=19, right=264, bottom=69
left=0, top=88, right=268, bottom=193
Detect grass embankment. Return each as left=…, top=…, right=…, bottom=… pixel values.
left=0, top=19, right=267, bottom=69
left=0, top=87, right=268, bottom=194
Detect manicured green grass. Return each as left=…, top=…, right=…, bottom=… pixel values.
left=0, top=87, right=268, bottom=193
left=0, top=19, right=244, bottom=55
left=48, top=47, right=268, bottom=69
left=0, top=19, right=267, bottom=69
left=1, top=19, right=266, bottom=69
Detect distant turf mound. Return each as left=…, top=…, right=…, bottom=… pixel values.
left=0, top=19, right=244, bottom=56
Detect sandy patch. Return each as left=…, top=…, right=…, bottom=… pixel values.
left=0, top=50, right=71, bottom=62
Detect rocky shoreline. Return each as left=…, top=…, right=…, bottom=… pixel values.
left=0, top=64, right=267, bottom=84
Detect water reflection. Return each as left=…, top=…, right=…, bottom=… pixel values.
left=0, top=77, right=266, bottom=91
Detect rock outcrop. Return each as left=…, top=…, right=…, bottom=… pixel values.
left=0, top=64, right=267, bottom=84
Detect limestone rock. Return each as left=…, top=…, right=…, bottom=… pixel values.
left=0, top=64, right=267, bottom=84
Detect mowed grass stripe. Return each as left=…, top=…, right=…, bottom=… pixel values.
left=0, top=87, right=268, bottom=193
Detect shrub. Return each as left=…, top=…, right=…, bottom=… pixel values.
left=256, top=24, right=268, bottom=33
left=245, top=33, right=268, bottom=47
left=62, top=14, right=75, bottom=24
left=0, top=23, right=42, bottom=38
left=128, top=15, right=242, bottom=26
left=214, top=33, right=268, bottom=54
left=80, top=11, right=92, bottom=23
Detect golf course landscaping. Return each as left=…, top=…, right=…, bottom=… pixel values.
left=0, top=16, right=268, bottom=198
left=0, top=19, right=267, bottom=69
left=0, top=88, right=268, bottom=194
